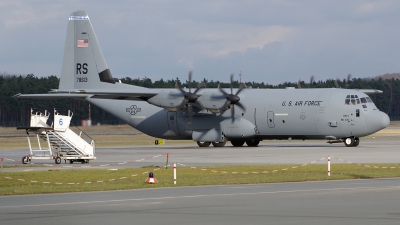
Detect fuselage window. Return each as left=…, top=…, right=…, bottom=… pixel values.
left=365, top=97, right=373, bottom=103
left=351, top=99, right=356, bottom=105
left=351, top=95, right=355, bottom=98
left=355, top=95, right=358, bottom=98
left=346, top=95, right=350, bottom=98
left=345, top=99, right=350, bottom=105
left=356, top=99, right=360, bottom=104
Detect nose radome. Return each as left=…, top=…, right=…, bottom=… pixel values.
left=381, top=112, right=390, bottom=128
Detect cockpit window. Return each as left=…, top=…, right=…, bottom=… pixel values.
left=345, top=95, right=374, bottom=106
left=360, top=97, right=367, bottom=103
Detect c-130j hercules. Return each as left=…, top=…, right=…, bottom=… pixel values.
left=15, top=10, right=390, bottom=148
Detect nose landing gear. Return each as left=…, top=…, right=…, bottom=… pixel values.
left=343, top=137, right=360, bottom=147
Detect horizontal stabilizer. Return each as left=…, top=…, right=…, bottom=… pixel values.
left=355, top=89, right=383, bottom=94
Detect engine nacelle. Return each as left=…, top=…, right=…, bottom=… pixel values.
left=197, top=92, right=226, bottom=113
left=147, top=90, right=184, bottom=111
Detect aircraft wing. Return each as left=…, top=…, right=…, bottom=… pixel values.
left=13, top=89, right=160, bottom=101
left=13, top=93, right=91, bottom=99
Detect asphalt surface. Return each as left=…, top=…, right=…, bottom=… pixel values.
left=1, top=140, right=400, bottom=224
left=1, top=179, right=400, bottom=225
left=1, top=139, right=400, bottom=171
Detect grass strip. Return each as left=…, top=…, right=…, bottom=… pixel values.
left=1, top=164, right=400, bottom=196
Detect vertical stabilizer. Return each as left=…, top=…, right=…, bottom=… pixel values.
left=59, top=10, right=115, bottom=90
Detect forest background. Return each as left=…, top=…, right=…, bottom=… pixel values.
left=1, top=73, right=399, bottom=127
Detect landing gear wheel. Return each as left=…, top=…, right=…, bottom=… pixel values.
left=69, top=160, right=74, bottom=164
left=344, top=137, right=355, bottom=147
left=353, top=137, right=360, bottom=147
left=212, top=140, right=226, bottom=147
left=55, top=156, right=62, bottom=164
left=197, top=141, right=211, bottom=147
left=231, top=140, right=245, bottom=147
left=246, top=140, right=260, bottom=147
left=81, top=160, right=86, bottom=164
left=22, top=156, right=28, bottom=164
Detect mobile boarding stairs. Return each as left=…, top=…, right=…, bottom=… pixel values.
left=18, top=109, right=96, bottom=164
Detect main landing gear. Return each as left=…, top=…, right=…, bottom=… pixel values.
left=343, top=137, right=360, bottom=147
left=196, top=140, right=227, bottom=147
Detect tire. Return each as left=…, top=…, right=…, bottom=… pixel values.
left=212, top=140, right=226, bottom=147
left=231, top=140, right=245, bottom=147
left=22, top=156, right=28, bottom=164
left=353, top=137, right=360, bottom=147
left=197, top=141, right=211, bottom=147
left=246, top=140, right=260, bottom=147
left=55, top=156, right=62, bottom=164
left=344, top=137, right=355, bottom=147
left=69, top=160, right=74, bottom=164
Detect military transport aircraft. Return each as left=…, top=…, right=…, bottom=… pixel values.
left=15, top=10, right=390, bottom=147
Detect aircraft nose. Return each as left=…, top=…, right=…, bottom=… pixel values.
left=381, top=112, right=390, bottom=128
left=369, top=111, right=390, bottom=132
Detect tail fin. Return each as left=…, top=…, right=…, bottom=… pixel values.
left=59, top=10, right=116, bottom=90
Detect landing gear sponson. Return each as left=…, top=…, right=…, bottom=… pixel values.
left=197, top=139, right=260, bottom=147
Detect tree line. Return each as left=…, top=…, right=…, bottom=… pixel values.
left=1, top=73, right=399, bottom=127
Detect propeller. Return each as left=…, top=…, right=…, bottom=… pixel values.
left=218, top=74, right=246, bottom=122
left=175, top=71, right=205, bottom=123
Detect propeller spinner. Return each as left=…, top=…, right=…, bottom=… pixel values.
left=218, top=74, right=246, bottom=122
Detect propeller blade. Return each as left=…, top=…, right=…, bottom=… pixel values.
left=193, top=82, right=206, bottom=94
left=218, top=83, right=229, bottom=96
left=231, top=105, right=235, bottom=122
left=192, top=101, right=204, bottom=110
left=297, top=79, right=302, bottom=89
left=229, top=74, right=234, bottom=94
left=346, top=74, right=351, bottom=88
left=220, top=100, right=231, bottom=113
left=235, top=86, right=246, bottom=96
left=308, top=75, right=314, bottom=88
left=334, top=78, right=340, bottom=88
left=239, top=83, right=247, bottom=89
left=188, top=104, right=193, bottom=124
left=187, top=71, right=192, bottom=93
left=235, top=102, right=246, bottom=112
left=198, top=82, right=206, bottom=89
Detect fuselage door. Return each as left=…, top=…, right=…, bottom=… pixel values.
left=167, top=111, right=180, bottom=135
left=267, top=111, right=275, bottom=128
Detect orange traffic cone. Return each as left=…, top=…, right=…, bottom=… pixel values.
left=145, top=172, right=158, bottom=184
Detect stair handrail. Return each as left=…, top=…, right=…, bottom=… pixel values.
left=70, top=122, right=95, bottom=146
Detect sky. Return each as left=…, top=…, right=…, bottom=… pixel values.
left=1, top=0, right=400, bottom=85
